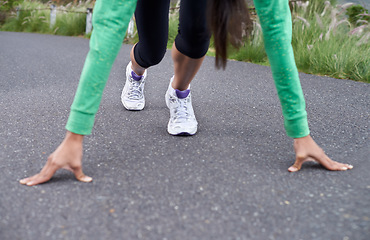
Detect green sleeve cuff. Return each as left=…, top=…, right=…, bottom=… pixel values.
left=284, top=115, right=310, bottom=138
left=65, top=109, right=95, bottom=135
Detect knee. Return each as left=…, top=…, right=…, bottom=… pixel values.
left=144, top=49, right=166, bottom=66
left=175, top=27, right=210, bottom=58
left=134, top=43, right=167, bottom=68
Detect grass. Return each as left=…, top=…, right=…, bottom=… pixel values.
left=53, top=9, right=86, bottom=36
left=1, top=0, right=369, bottom=82
left=221, top=1, right=369, bottom=82
left=0, top=0, right=92, bottom=36
left=167, top=9, right=179, bottom=49
left=224, top=22, right=267, bottom=65
left=289, top=1, right=370, bottom=82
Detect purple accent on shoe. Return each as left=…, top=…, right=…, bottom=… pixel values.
left=175, top=89, right=190, bottom=99
left=131, top=71, right=143, bottom=81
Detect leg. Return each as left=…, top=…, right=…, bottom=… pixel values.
left=164, top=0, right=210, bottom=136
left=171, top=0, right=210, bottom=90
left=121, top=0, right=170, bottom=110
left=171, top=43, right=205, bottom=91
left=131, top=0, right=170, bottom=72
left=130, top=44, right=145, bottom=75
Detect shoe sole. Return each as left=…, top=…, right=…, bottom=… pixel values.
left=168, top=130, right=197, bottom=136
left=167, top=117, right=197, bottom=136
left=121, top=98, right=145, bottom=111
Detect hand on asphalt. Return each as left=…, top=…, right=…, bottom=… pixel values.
left=288, top=134, right=353, bottom=172
left=20, top=131, right=92, bottom=186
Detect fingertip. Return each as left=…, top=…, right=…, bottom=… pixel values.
left=19, top=179, right=27, bottom=184
left=288, top=166, right=299, bottom=172
left=341, top=165, right=353, bottom=171
left=26, top=181, right=34, bottom=186
left=79, top=176, right=92, bottom=183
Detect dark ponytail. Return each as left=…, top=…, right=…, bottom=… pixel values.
left=207, top=0, right=252, bottom=69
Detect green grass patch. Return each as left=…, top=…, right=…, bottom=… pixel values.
left=289, top=1, right=370, bottom=82
left=223, top=0, right=369, bottom=82
left=0, top=0, right=92, bottom=36
left=53, top=11, right=86, bottom=36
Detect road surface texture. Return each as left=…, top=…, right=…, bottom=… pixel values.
left=0, top=32, right=369, bottom=240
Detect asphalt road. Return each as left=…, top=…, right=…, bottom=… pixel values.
left=0, top=32, right=369, bottom=240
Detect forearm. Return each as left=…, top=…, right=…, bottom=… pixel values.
left=254, top=0, right=309, bottom=138
left=66, top=0, right=137, bottom=135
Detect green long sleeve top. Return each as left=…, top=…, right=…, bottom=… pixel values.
left=66, top=0, right=137, bottom=135
left=66, top=0, right=310, bottom=138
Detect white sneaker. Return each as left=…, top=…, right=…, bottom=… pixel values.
left=165, top=77, right=198, bottom=135
left=121, top=61, right=147, bottom=110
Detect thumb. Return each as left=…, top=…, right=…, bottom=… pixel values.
left=72, top=165, right=93, bottom=183
left=288, top=154, right=306, bottom=172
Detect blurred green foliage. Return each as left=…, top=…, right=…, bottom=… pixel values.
left=346, top=4, right=370, bottom=26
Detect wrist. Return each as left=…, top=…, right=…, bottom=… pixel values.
left=65, top=131, right=84, bottom=143
left=294, top=134, right=310, bottom=140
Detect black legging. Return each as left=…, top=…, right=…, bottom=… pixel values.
left=133, top=0, right=210, bottom=68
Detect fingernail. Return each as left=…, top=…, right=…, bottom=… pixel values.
left=82, top=176, right=92, bottom=182
left=19, top=179, right=26, bottom=184
left=348, top=165, right=353, bottom=169
left=26, top=182, right=33, bottom=186
left=341, top=167, right=348, bottom=170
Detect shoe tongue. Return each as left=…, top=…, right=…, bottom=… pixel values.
left=131, top=71, right=142, bottom=81
left=175, top=89, right=190, bottom=99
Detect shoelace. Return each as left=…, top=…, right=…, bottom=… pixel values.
left=128, top=78, right=143, bottom=100
left=172, top=97, right=190, bottom=122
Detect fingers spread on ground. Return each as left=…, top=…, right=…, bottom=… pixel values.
left=317, top=156, right=353, bottom=171
left=20, top=174, right=40, bottom=185
left=337, top=163, right=353, bottom=171
left=20, top=177, right=32, bottom=184
left=40, top=164, right=59, bottom=178
left=26, top=175, right=51, bottom=186
left=19, top=179, right=28, bottom=184
left=312, top=154, right=336, bottom=170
